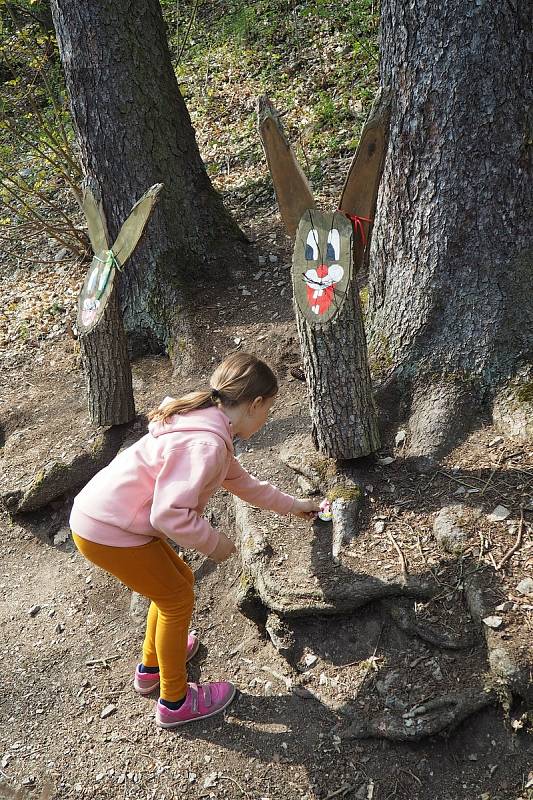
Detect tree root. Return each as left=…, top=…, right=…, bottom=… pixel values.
left=464, top=570, right=533, bottom=704
left=406, top=380, right=477, bottom=473
left=342, top=688, right=497, bottom=741
left=381, top=598, right=477, bottom=650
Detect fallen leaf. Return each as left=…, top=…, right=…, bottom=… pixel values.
left=482, top=616, right=503, bottom=629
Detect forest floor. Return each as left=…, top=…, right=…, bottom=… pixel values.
left=1, top=204, right=532, bottom=800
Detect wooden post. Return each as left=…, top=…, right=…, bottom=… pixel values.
left=292, top=210, right=380, bottom=458
left=259, top=92, right=391, bottom=459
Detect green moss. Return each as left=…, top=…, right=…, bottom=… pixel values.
left=239, top=571, right=254, bottom=591
left=308, top=455, right=337, bottom=483
left=327, top=484, right=361, bottom=503
left=31, top=468, right=46, bottom=489
left=516, top=382, right=533, bottom=403
left=359, top=287, right=369, bottom=314
left=368, top=333, right=394, bottom=377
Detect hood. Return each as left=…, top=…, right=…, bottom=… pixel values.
left=148, top=400, right=234, bottom=451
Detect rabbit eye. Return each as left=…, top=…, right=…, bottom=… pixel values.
left=305, top=229, right=319, bottom=261
left=327, top=228, right=340, bottom=261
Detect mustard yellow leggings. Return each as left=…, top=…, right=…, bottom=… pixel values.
left=72, top=533, right=193, bottom=702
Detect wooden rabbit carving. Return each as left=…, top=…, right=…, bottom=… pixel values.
left=78, top=183, right=163, bottom=333
left=258, top=90, right=391, bottom=458
left=76, top=182, right=163, bottom=426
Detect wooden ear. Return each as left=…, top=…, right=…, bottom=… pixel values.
left=82, top=180, right=110, bottom=254
left=257, top=95, right=315, bottom=238
left=111, top=183, right=163, bottom=267
left=338, top=87, right=392, bottom=266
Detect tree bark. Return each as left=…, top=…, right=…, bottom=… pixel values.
left=79, top=288, right=135, bottom=426
left=50, top=0, right=247, bottom=355
left=369, top=0, right=533, bottom=466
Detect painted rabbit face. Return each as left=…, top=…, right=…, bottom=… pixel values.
left=292, top=210, right=353, bottom=325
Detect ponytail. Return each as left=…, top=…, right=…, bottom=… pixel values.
left=148, top=352, right=278, bottom=424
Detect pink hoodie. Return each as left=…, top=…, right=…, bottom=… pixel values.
left=69, top=404, right=295, bottom=554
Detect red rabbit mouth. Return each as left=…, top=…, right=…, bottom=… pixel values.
left=304, top=263, right=344, bottom=316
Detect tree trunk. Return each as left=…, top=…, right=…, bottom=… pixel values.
left=50, top=0, right=247, bottom=356
left=369, top=0, right=533, bottom=467
left=293, top=211, right=380, bottom=459
left=80, top=288, right=135, bottom=426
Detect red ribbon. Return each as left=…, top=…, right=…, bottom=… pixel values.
left=341, top=212, right=373, bottom=247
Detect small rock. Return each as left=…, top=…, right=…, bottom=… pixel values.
left=53, top=527, right=71, bottom=546
left=483, top=616, right=503, bottom=629
left=233, top=337, right=242, bottom=345
left=433, top=505, right=468, bottom=553
left=100, top=704, right=116, bottom=719
left=188, top=773, right=197, bottom=784
left=495, top=601, right=514, bottom=612
left=28, top=605, right=41, bottom=617
left=516, top=578, right=533, bottom=596
left=487, top=505, right=510, bottom=522
left=377, top=456, right=395, bottom=466
left=203, top=773, right=218, bottom=789
left=242, top=289, right=251, bottom=296
left=374, top=521, right=386, bottom=534
left=258, top=255, right=266, bottom=265
left=55, top=622, right=65, bottom=633
left=303, top=653, right=318, bottom=668
left=268, top=254, right=278, bottom=263
left=395, top=430, right=406, bottom=446
left=263, top=681, right=273, bottom=696
left=468, top=753, right=478, bottom=761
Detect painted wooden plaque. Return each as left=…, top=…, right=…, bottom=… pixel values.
left=292, top=210, right=353, bottom=325
left=77, top=249, right=117, bottom=333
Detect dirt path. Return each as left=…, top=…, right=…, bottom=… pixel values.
left=1, top=223, right=532, bottom=800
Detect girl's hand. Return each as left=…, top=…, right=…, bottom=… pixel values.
left=290, top=498, right=321, bottom=520
left=209, top=532, right=237, bottom=563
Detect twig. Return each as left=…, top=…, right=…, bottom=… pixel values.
left=480, top=453, right=505, bottom=495
left=85, top=654, right=121, bottom=666
left=387, top=530, right=409, bottom=579
left=437, top=471, right=484, bottom=491
left=399, top=768, right=422, bottom=786
left=218, top=774, right=251, bottom=799
left=496, top=509, right=525, bottom=571
left=324, top=785, right=354, bottom=800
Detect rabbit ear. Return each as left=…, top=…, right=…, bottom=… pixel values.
left=338, top=86, right=392, bottom=257
left=258, top=95, right=315, bottom=238
left=82, top=183, right=110, bottom=254
left=111, top=183, right=163, bottom=266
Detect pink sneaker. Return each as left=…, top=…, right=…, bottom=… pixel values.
left=155, top=681, right=236, bottom=728
left=133, top=634, right=200, bottom=695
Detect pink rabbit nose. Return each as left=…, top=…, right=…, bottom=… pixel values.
left=317, top=264, right=329, bottom=278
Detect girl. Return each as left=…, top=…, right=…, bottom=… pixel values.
left=70, top=352, right=319, bottom=729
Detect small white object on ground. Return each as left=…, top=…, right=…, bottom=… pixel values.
left=487, top=505, right=511, bottom=522
left=482, top=616, right=503, bottom=629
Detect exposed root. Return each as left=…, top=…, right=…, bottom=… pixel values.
left=406, top=380, right=477, bottom=473
left=381, top=598, right=477, bottom=650
left=342, top=688, right=496, bottom=741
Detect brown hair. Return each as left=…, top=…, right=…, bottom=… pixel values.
left=148, top=352, right=278, bottom=423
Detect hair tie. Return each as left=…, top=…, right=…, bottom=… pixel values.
left=210, top=388, right=221, bottom=401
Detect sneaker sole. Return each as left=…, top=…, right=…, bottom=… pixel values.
left=155, top=685, right=237, bottom=729
left=133, top=638, right=201, bottom=695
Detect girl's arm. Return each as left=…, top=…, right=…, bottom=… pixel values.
left=222, top=455, right=295, bottom=514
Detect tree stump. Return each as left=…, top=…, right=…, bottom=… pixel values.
left=79, top=287, right=135, bottom=426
